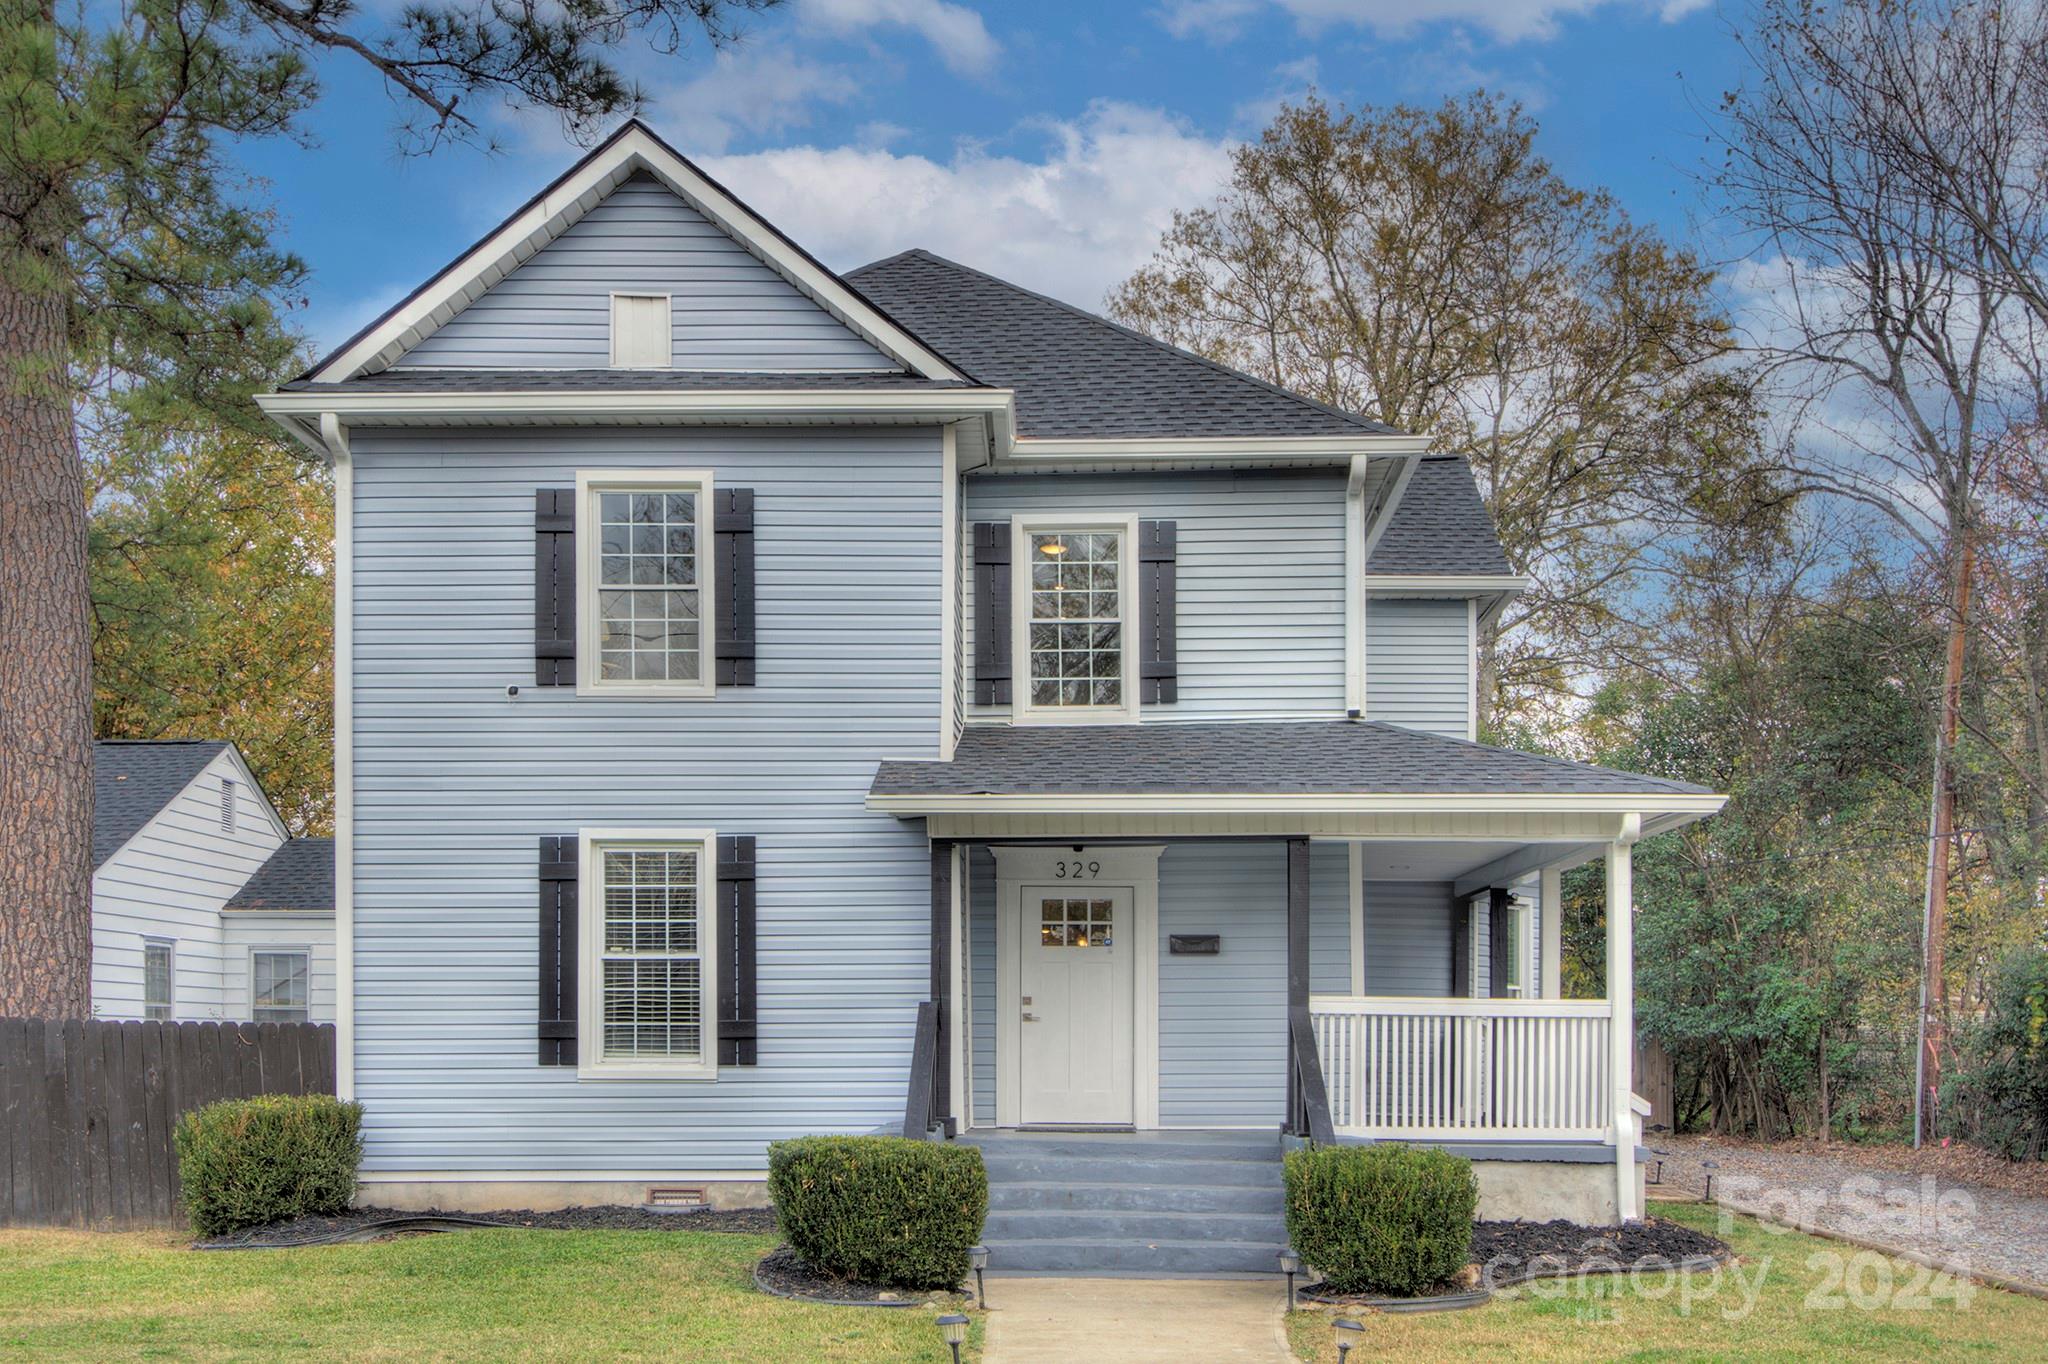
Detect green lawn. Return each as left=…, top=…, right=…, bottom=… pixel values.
left=1287, top=1202, right=2048, bottom=1362
left=0, top=1226, right=981, bottom=1363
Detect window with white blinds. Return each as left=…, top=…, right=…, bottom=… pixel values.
left=578, top=830, right=718, bottom=1079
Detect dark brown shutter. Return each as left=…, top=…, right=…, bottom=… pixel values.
left=538, top=836, right=578, bottom=1065
left=1138, top=520, right=1178, bottom=704
left=715, top=489, right=756, bottom=687
left=972, top=523, right=1012, bottom=706
left=1488, top=888, right=1514, bottom=999
left=717, top=835, right=758, bottom=1066
left=1450, top=896, right=1472, bottom=998
left=535, top=490, right=576, bottom=686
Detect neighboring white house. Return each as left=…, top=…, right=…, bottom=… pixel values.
left=92, top=740, right=335, bottom=1024
left=253, top=121, right=1724, bottom=1263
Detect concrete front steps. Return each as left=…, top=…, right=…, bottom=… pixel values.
left=962, top=1130, right=1288, bottom=1277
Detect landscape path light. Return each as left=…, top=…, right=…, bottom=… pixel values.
left=1332, top=1316, right=1365, bottom=1362
left=935, top=1313, right=970, bottom=1364
left=968, top=1244, right=989, bottom=1309
left=1278, top=1247, right=1301, bottom=1308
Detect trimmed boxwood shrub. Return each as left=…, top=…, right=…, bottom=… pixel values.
left=174, top=1094, right=364, bottom=1236
left=1284, top=1143, right=1477, bottom=1295
left=767, top=1135, right=988, bottom=1289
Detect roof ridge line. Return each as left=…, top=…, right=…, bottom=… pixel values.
left=849, top=248, right=1401, bottom=437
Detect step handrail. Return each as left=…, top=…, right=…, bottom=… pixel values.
left=1288, top=1004, right=1338, bottom=1146
left=901, top=999, right=941, bottom=1140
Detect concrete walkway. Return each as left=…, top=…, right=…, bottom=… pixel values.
left=982, top=1277, right=1293, bottom=1363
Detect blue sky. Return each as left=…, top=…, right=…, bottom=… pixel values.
left=237, top=0, right=1751, bottom=358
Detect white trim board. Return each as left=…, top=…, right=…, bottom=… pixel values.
left=306, top=122, right=965, bottom=384
left=873, top=792, right=1726, bottom=817
left=323, top=414, right=355, bottom=1101
left=1364, top=574, right=1532, bottom=594
left=989, top=844, right=1163, bottom=1130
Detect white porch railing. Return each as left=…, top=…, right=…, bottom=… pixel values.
left=1309, top=996, right=1613, bottom=1141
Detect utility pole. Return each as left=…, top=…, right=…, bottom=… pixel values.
left=1914, top=528, right=1973, bottom=1148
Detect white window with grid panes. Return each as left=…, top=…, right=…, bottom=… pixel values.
left=577, top=828, right=718, bottom=1079
left=143, top=939, right=174, bottom=1020
left=251, top=950, right=310, bottom=1023
left=575, top=471, right=715, bottom=697
left=1011, top=514, right=1139, bottom=723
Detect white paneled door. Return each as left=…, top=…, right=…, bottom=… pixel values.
left=1018, top=884, right=1135, bottom=1125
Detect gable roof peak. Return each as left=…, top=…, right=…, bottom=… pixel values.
left=300, top=122, right=969, bottom=385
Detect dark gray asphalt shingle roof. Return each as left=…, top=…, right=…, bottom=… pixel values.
left=845, top=250, right=1401, bottom=442
left=1369, top=456, right=1515, bottom=576
left=95, top=740, right=230, bottom=868
left=226, top=838, right=335, bottom=912
left=870, top=721, right=1710, bottom=799
left=279, top=369, right=977, bottom=394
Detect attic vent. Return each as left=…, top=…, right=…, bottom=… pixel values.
left=219, top=778, right=236, bottom=833
left=611, top=293, right=671, bottom=369
left=645, top=1185, right=706, bottom=1211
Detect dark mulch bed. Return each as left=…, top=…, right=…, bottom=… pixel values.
left=751, top=1245, right=962, bottom=1307
left=197, top=1203, right=778, bottom=1249
left=1474, top=1216, right=1730, bottom=1285
left=1301, top=1217, right=1731, bottom=1305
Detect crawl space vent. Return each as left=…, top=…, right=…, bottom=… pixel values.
left=645, top=1185, right=707, bottom=1211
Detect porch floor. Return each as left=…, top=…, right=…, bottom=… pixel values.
left=959, top=1129, right=1287, bottom=1278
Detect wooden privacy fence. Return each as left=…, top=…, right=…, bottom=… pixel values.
left=1634, top=1033, right=1676, bottom=1133
left=0, top=1018, right=336, bottom=1227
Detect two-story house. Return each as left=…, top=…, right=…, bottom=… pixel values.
left=258, top=122, right=1721, bottom=1273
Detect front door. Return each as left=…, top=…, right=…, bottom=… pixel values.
left=1018, top=884, right=1134, bottom=1125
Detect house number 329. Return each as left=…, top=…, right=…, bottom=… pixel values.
left=1054, top=860, right=1101, bottom=880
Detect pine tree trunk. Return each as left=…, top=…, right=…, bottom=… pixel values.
left=0, top=159, right=93, bottom=1018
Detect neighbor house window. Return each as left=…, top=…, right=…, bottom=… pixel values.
left=143, top=939, right=174, bottom=1020
left=578, top=829, right=718, bottom=1079
left=575, top=472, right=715, bottom=697
left=251, top=950, right=310, bottom=1023
left=610, top=293, right=671, bottom=369
left=1013, top=517, right=1137, bottom=722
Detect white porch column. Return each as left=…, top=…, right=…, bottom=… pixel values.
left=1540, top=865, right=1563, bottom=1000
left=1605, top=815, right=1641, bottom=1221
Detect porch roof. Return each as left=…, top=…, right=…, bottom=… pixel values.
left=870, top=720, right=1715, bottom=809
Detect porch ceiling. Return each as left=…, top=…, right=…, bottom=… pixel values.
left=1357, top=840, right=1527, bottom=882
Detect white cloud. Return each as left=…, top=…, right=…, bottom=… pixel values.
left=700, top=102, right=1236, bottom=310
left=799, top=0, right=1001, bottom=76
left=649, top=48, right=863, bottom=154
left=1158, top=0, right=1694, bottom=45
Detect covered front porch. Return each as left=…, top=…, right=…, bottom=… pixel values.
left=869, top=720, right=1723, bottom=1226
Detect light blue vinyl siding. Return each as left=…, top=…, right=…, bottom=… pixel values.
left=1365, top=598, right=1473, bottom=738
left=961, top=470, right=1348, bottom=721
left=1363, top=881, right=1454, bottom=996
left=349, top=425, right=942, bottom=1173
left=395, top=174, right=892, bottom=372
left=1157, top=841, right=1350, bottom=1128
